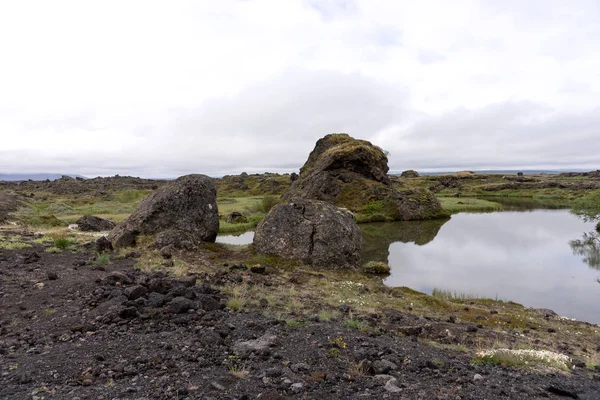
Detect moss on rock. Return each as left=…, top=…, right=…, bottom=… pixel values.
left=283, top=134, right=448, bottom=222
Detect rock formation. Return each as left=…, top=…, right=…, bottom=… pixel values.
left=108, top=174, right=219, bottom=248
left=282, top=133, right=448, bottom=221
left=400, top=170, right=420, bottom=178
left=76, top=215, right=116, bottom=232
left=253, top=198, right=362, bottom=269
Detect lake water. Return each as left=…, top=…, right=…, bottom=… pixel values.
left=216, top=231, right=254, bottom=245
left=363, top=210, right=600, bottom=324
left=217, top=206, right=600, bottom=324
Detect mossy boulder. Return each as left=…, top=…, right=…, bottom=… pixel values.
left=283, top=133, right=448, bottom=221
left=108, top=174, right=219, bottom=248
left=400, top=170, right=419, bottom=178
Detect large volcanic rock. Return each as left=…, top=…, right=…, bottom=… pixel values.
left=108, top=174, right=219, bottom=248
left=282, top=133, right=448, bottom=221
left=253, top=198, right=362, bottom=269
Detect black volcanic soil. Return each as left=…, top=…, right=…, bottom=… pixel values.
left=1, top=241, right=599, bottom=399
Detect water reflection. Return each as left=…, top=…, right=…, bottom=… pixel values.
left=483, top=197, right=570, bottom=211
left=216, top=231, right=254, bottom=245
left=361, top=218, right=450, bottom=264
left=362, top=210, right=600, bottom=324
left=570, top=231, right=600, bottom=270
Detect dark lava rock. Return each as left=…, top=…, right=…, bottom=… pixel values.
left=76, top=215, right=116, bottom=231
left=547, top=384, right=579, bottom=398
left=176, top=275, right=197, bottom=287
left=95, top=236, right=114, bottom=253
left=197, top=294, right=222, bottom=311
left=281, top=133, right=448, bottom=221
left=250, top=265, right=266, bottom=274
left=169, top=297, right=194, bottom=314
left=398, top=326, right=423, bottom=336
left=148, top=292, right=166, bottom=307
left=155, top=229, right=196, bottom=251
left=108, top=174, right=219, bottom=248
left=253, top=198, right=362, bottom=269
left=125, top=251, right=141, bottom=259
left=22, top=252, right=41, bottom=264
left=147, top=278, right=174, bottom=294
left=104, top=271, right=133, bottom=285
left=119, top=307, right=139, bottom=319
left=372, top=360, right=398, bottom=374
left=47, top=271, right=59, bottom=280
left=123, top=285, right=148, bottom=300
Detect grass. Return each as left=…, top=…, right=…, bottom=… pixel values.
left=473, top=349, right=572, bottom=371
left=219, top=215, right=263, bottom=234
left=360, top=261, right=390, bottom=274
left=95, top=253, right=111, bottom=265
left=431, top=287, right=481, bottom=301
left=14, top=189, right=151, bottom=228
left=223, top=284, right=247, bottom=311
left=438, top=197, right=503, bottom=213
left=43, top=308, right=56, bottom=316
left=0, top=235, right=32, bottom=250
left=348, top=360, right=370, bottom=378
left=49, top=232, right=76, bottom=250
left=228, top=365, right=250, bottom=379
left=285, top=319, right=310, bottom=328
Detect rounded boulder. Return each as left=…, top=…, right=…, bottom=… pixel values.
left=253, top=198, right=362, bottom=269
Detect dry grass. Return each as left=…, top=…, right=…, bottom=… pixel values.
left=228, top=365, right=250, bottom=379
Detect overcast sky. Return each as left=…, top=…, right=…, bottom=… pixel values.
left=1, top=0, right=599, bottom=178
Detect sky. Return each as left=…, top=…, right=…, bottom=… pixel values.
left=1, top=0, right=599, bottom=178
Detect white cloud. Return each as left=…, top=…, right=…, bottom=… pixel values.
left=0, top=0, right=598, bottom=177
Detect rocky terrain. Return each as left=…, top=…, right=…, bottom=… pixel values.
left=0, top=192, right=20, bottom=224
left=1, top=238, right=599, bottom=400
left=0, top=175, right=165, bottom=196
left=2, top=150, right=600, bottom=399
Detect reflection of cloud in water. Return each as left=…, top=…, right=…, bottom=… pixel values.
left=216, top=231, right=254, bottom=245
left=368, top=210, right=599, bottom=324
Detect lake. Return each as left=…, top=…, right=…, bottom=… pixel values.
left=217, top=206, right=600, bottom=324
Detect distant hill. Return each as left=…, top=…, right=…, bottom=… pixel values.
left=0, top=173, right=86, bottom=182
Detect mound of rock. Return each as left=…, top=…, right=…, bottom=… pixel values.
left=253, top=198, right=362, bottom=269
left=108, top=174, right=219, bottom=248
left=76, top=215, right=116, bottom=231
left=400, top=170, right=419, bottom=178
left=282, top=134, right=448, bottom=221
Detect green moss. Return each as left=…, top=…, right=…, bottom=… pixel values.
left=438, top=197, right=503, bottom=213
left=22, top=214, right=65, bottom=227
left=361, top=261, right=391, bottom=274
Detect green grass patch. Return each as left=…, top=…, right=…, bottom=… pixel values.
left=473, top=349, right=571, bottom=371
left=438, top=197, right=502, bottom=213
left=431, top=287, right=481, bottom=301
left=286, top=319, right=310, bottom=328
left=0, top=236, right=32, bottom=250
left=95, top=253, right=111, bottom=265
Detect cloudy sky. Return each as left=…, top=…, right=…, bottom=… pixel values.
left=1, top=0, right=599, bottom=178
